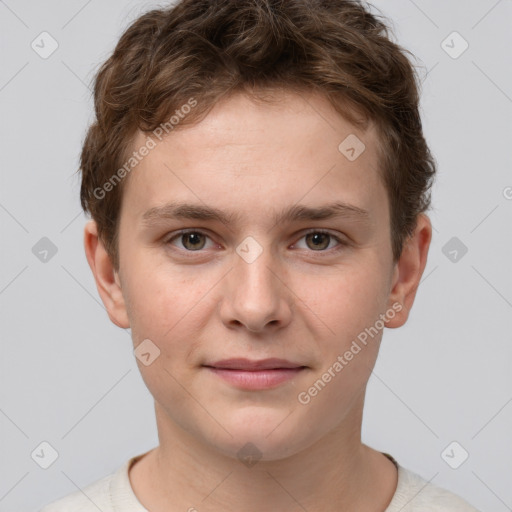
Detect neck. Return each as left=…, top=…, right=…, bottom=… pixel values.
left=129, top=401, right=397, bottom=512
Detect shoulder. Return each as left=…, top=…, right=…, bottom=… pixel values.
left=39, top=466, right=120, bottom=512
left=387, top=464, right=481, bottom=512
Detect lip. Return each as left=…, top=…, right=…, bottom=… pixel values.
left=203, top=358, right=307, bottom=390
left=206, top=358, right=305, bottom=371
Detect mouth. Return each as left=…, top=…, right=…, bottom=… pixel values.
left=202, top=358, right=308, bottom=390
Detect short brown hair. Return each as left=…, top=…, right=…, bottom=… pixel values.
left=79, top=0, right=436, bottom=271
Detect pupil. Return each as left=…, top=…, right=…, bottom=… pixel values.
left=185, top=233, right=204, bottom=249
left=308, top=232, right=329, bottom=250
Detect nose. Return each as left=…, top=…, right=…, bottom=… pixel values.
left=219, top=243, right=293, bottom=334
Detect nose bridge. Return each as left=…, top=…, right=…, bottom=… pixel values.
left=221, top=235, right=291, bottom=331
left=234, top=236, right=280, bottom=305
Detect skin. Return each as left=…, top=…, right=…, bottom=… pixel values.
left=84, top=89, right=432, bottom=512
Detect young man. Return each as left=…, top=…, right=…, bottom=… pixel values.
left=41, top=0, right=480, bottom=510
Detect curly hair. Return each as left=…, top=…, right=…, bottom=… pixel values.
left=79, top=0, right=436, bottom=270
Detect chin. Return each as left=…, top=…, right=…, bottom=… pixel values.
left=205, top=407, right=313, bottom=462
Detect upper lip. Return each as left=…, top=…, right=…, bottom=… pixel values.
left=204, top=358, right=306, bottom=370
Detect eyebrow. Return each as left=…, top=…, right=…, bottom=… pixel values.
left=141, top=200, right=371, bottom=227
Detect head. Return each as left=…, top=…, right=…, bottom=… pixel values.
left=83, top=0, right=435, bottom=461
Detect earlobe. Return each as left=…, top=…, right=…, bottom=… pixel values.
left=83, top=220, right=130, bottom=329
left=385, top=214, right=432, bottom=329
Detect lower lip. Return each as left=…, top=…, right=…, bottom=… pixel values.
left=205, top=367, right=305, bottom=390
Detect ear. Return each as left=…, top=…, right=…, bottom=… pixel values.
left=83, top=220, right=130, bottom=329
left=385, top=213, right=432, bottom=328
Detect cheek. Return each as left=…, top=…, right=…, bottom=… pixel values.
left=123, top=256, right=202, bottom=330
left=123, top=264, right=215, bottom=373
left=299, top=263, right=388, bottom=335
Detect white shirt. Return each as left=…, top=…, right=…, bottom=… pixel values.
left=39, top=452, right=480, bottom=511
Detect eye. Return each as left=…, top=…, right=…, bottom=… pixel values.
left=164, top=229, right=347, bottom=254
left=166, top=230, right=215, bottom=251
left=293, top=229, right=346, bottom=252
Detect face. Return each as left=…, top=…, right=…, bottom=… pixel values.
left=91, top=90, right=423, bottom=461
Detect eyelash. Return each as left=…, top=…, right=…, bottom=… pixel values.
left=164, top=229, right=348, bottom=255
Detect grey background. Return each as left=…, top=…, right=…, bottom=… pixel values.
left=0, top=0, right=511, bottom=510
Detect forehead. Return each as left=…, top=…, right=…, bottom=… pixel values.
left=120, top=89, right=387, bottom=226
